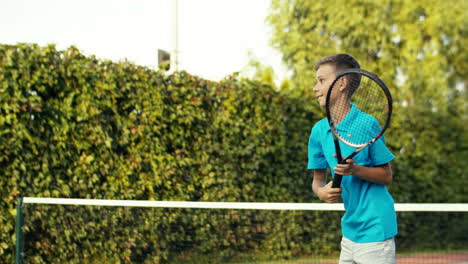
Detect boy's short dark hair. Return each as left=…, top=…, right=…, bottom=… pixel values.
left=313, top=53, right=360, bottom=71
left=314, top=54, right=361, bottom=96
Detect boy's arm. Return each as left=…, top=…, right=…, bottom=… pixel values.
left=334, top=160, right=393, bottom=185
left=312, top=169, right=342, bottom=203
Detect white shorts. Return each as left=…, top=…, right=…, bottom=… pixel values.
left=339, top=236, right=396, bottom=264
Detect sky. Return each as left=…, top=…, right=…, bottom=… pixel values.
left=1, top=0, right=288, bottom=82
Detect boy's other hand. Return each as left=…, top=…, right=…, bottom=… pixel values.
left=334, top=159, right=356, bottom=175
left=318, top=181, right=342, bottom=203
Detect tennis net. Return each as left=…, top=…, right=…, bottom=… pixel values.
left=15, top=198, right=468, bottom=264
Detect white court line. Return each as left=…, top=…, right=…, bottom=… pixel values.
left=21, top=198, right=468, bottom=212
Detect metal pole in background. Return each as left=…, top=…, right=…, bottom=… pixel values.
left=15, top=197, right=24, bottom=264
left=173, top=0, right=179, bottom=71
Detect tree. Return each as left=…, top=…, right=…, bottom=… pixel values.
left=241, top=52, right=294, bottom=92
left=267, top=0, right=468, bottom=202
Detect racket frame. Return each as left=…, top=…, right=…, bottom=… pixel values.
left=325, top=68, right=392, bottom=188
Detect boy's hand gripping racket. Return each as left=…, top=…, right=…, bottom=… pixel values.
left=325, top=68, right=392, bottom=188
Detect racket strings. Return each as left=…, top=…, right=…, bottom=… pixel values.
left=329, top=74, right=390, bottom=146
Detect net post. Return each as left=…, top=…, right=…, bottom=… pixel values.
left=15, top=197, right=24, bottom=264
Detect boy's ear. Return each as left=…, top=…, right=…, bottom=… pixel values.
left=338, top=77, right=349, bottom=92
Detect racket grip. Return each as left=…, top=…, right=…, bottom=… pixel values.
left=332, top=174, right=343, bottom=188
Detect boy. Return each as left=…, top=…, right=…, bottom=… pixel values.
left=308, top=54, right=397, bottom=263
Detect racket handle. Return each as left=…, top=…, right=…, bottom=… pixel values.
left=332, top=174, right=343, bottom=188
left=332, top=138, right=345, bottom=188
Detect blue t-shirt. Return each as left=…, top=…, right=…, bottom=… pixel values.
left=308, top=105, right=397, bottom=243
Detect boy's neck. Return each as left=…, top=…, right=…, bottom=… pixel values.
left=332, top=102, right=352, bottom=126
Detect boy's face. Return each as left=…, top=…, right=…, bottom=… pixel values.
left=313, top=63, right=337, bottom=108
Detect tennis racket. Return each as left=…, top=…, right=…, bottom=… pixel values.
left=325, top=68, right=392, bottom=188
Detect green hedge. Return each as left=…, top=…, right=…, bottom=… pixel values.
left=0, top=43, right=322, bottom=263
